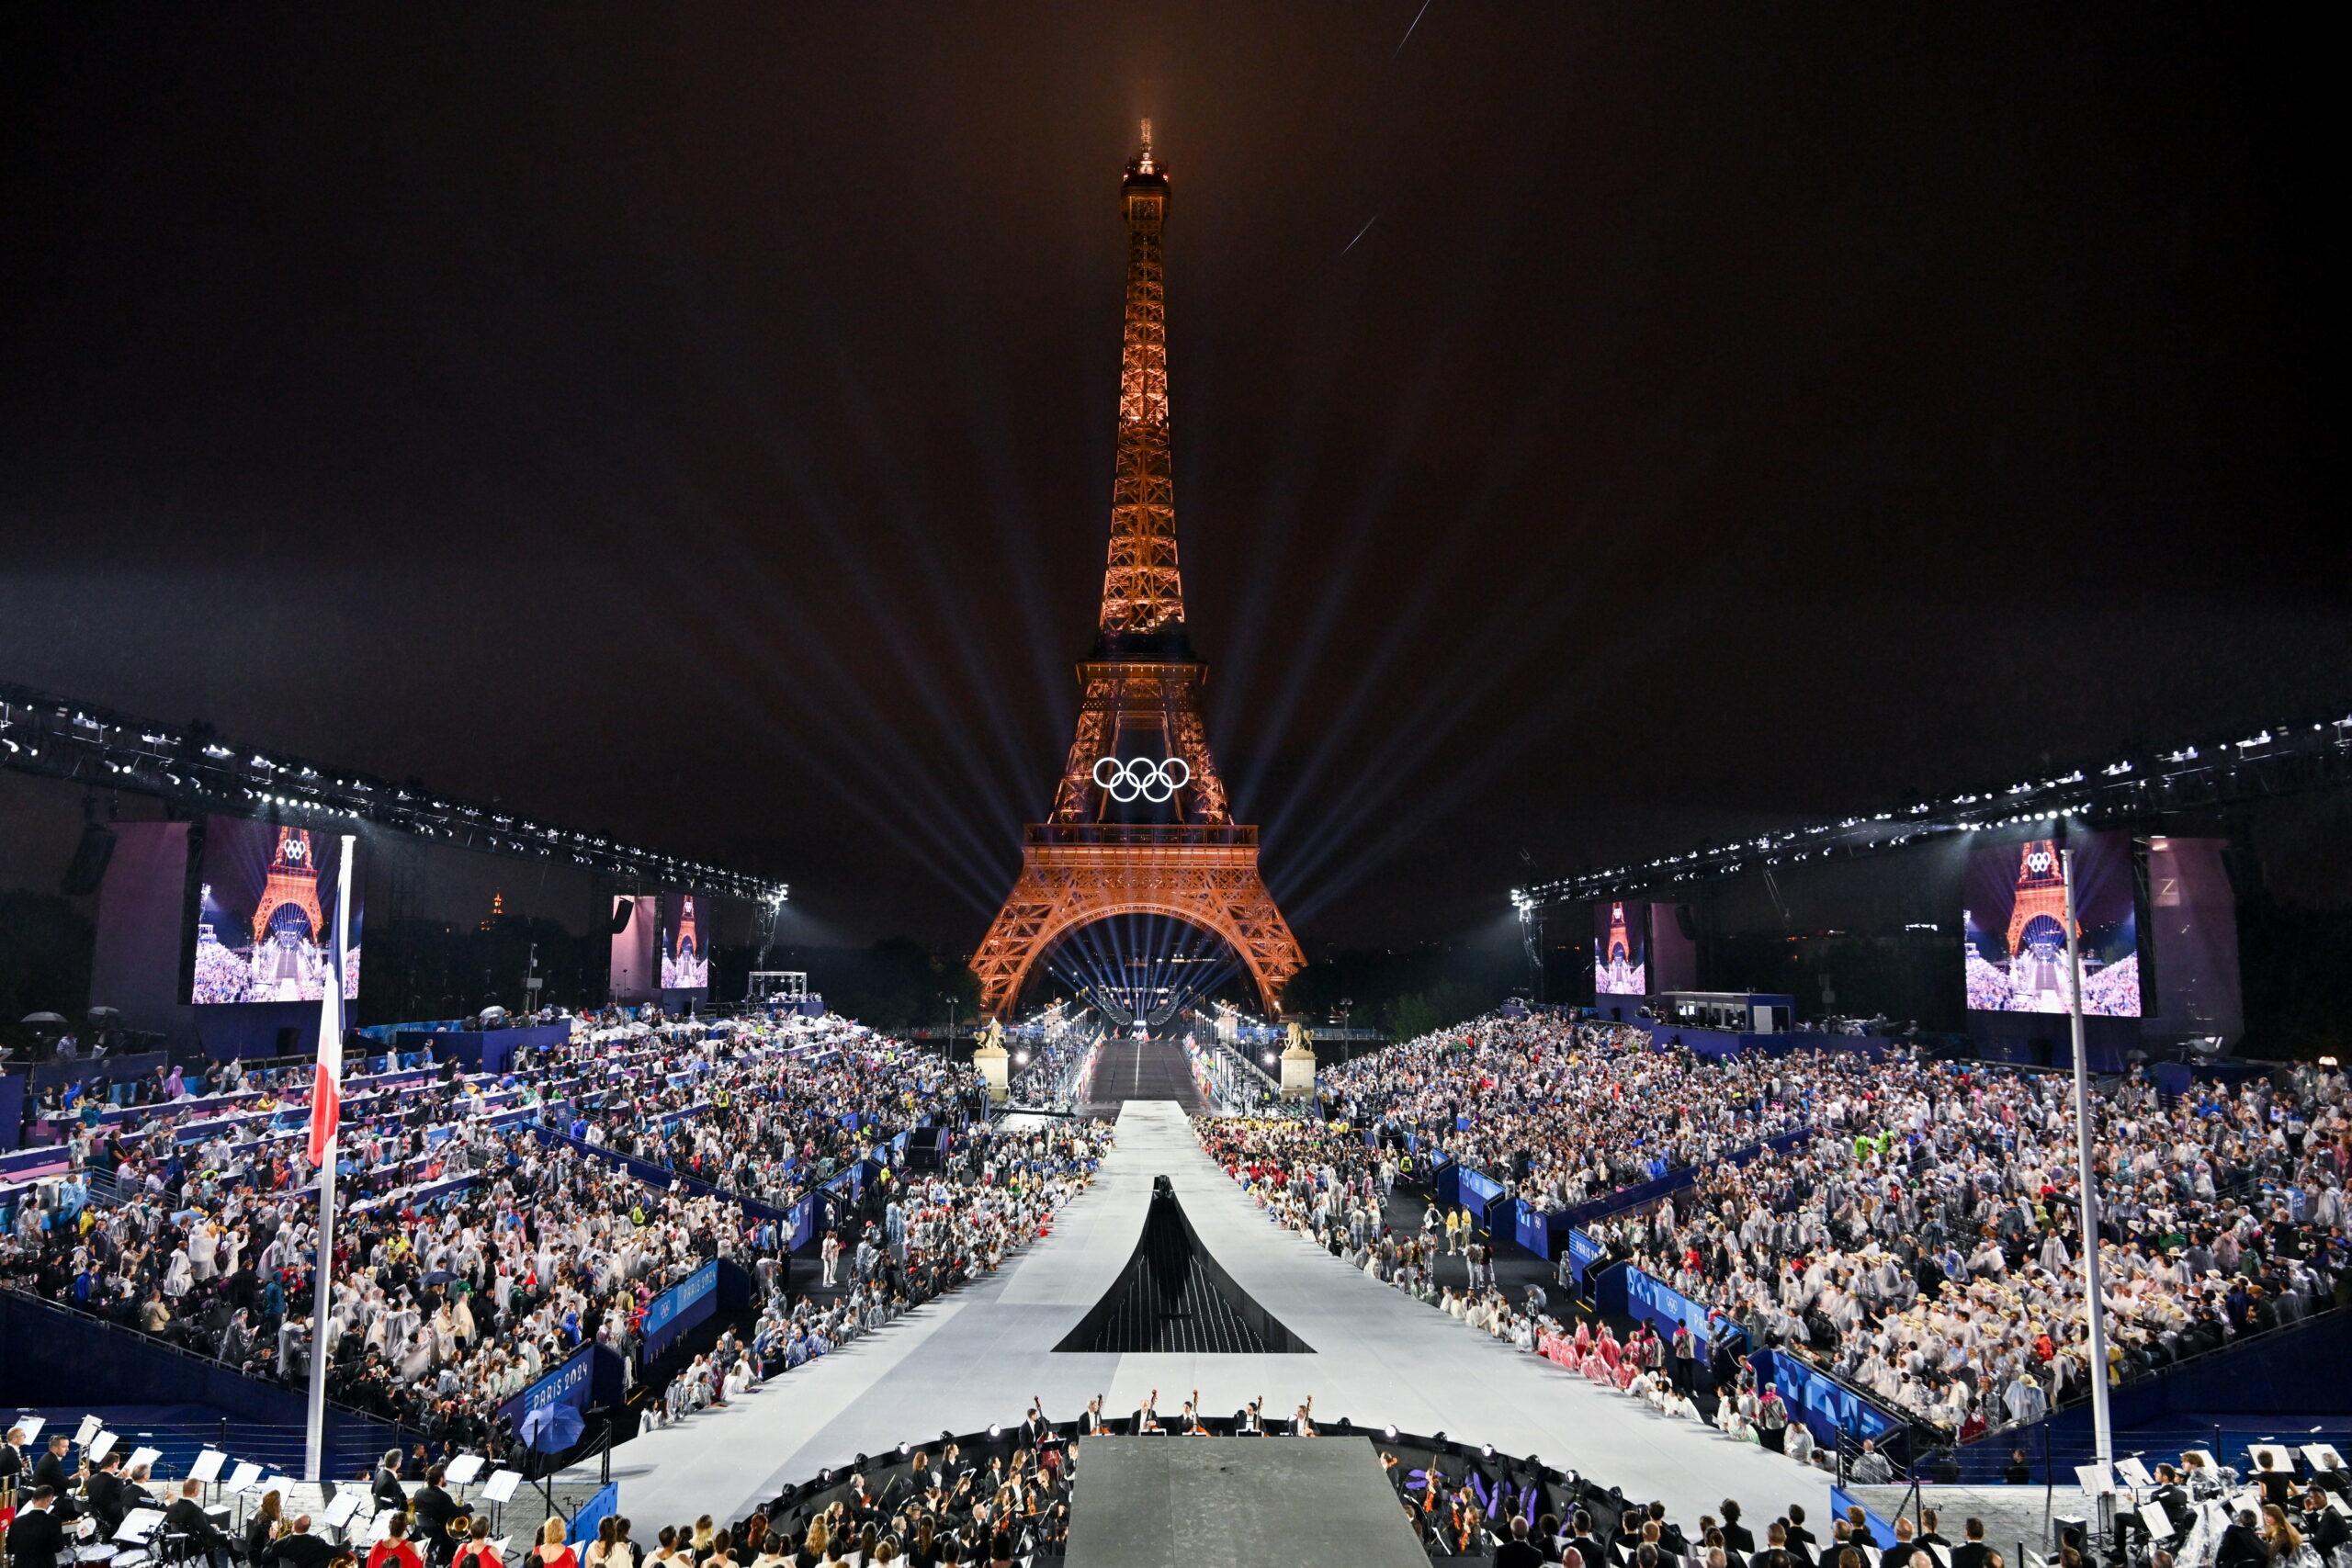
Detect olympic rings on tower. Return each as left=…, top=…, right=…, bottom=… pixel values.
left=1091, top=755, right=1193, bottom=804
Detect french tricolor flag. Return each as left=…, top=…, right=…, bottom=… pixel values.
left=306, top=837, right=353, bottom=1170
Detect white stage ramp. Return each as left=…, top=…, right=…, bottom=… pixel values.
left=590, top=1102, right=1831, bottom=1531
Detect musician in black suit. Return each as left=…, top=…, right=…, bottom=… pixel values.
left=2149, top=1469, right=2191, bottom=1532
left=1950, top=1518, right=1995, bottom=1568
left=2303, top=1490, right=2350, bottom=1560
left=85, top=1450, right=131, bottom=1538
left=267, top=1515, right=341, bottom=1568
left=1564, top=1509, right=1606, bottom=1568
left=31, top=1436, right=79, bottom=1520
left=0, top=1424, right=29, bottom=1494
left=119, top=1464, right=164, bottom=1517
left=409, top=1465, right=461, bottom=1566
left=372, top=1450, right=410, bottom=1514
left=1783, top=1505, right=1819, bottom=1568
left=2214, top=1510, right=2267, bottom=1568
left=1721, top=1501, right=1757, bottom=1557
left=164, top=1479, right=234, bottom=1568
left=7, top=1486, right=69, bottom=1568
left=1915, top=1510, right=1951, bottom=1554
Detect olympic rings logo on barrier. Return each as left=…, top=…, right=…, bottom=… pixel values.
left=1091, top=756, right=1192, bottom=803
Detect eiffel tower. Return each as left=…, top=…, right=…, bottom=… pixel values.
left=972, top=123, right=1306, bottom=1021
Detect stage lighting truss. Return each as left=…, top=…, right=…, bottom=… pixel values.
left=0, top=678, right=787, bottom=903
left=1512, top=703, right=2352, bottom=909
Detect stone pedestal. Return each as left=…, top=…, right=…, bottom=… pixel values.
left=1279, top=1043, right=1317, bottom=1100
left=972, top=1043, right=1012, bottom=1105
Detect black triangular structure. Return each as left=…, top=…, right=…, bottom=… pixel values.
left=1055, top=1175, right=1312, bottom=1353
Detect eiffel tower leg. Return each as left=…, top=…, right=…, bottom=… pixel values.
left=974, top=868, right=1065, bottom=1020
left=1211, top=873, right=1305, bottom=1016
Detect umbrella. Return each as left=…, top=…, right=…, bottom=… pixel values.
left=423, top=1269, right=457, bottom=1286
left=518, top=1403, right=585, bottom=1454
left=21, top=1012, right=67, bottom=1024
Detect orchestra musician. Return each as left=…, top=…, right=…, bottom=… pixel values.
left=119, top=1462, right=163, bottom=1517
left=371, top=1451, right=410, bottom=1517
left=7, top=1486, right=70, bottom=1568
left=268, top=1515, right=341, bottom=1568
left=32, top=1435, right=81, bottom=1521
left=450, top=1518, right=503, bottom=1568
left=409, top=1465, right=462, bottom=1566
left=164, top=1478, right=235, bottom=1568
left=85, top=1450, right=134, bottom=1540
left=1, top=1424, right=28, bottom=1502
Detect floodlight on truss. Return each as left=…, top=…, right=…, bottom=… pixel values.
left=0, top=678, right=787, bottom=902
left=1511, top=703, right=2352, bottom=910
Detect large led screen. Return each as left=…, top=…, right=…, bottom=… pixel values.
left=661, top=894, right=710, bottom=990
left=190, top=818, right=363, bottom=1004
left=1962, top=833, right=2140, bottom=1015
left=1594, top=900, right=1647, bottom=997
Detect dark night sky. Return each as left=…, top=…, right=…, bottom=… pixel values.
left=3, top=6, right=2341, bottom=951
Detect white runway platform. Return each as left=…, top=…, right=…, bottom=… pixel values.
left=586, top=1102, right=1831, bottom=1529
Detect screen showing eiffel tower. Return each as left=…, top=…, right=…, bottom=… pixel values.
left=1593, top=900, right=1648, bottom=996
left=187, top=816, right=364, bottom=1005
left=660, top=892, right=709, bottom=990
left=1962, top=832, right=2142, bottom=1015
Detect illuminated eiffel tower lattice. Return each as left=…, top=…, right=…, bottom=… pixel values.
left=253, top=826, right=325, bottom=943
left=972, top=124, right=1306, bottom=1020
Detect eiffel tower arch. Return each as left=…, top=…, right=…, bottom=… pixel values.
left=974, top=123, right=1305, bottom=1020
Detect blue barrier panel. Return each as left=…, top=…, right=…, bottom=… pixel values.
left=1513, top=1201, right=1554, bottom=1259
left=568, top=1483, right=619, bottom=1546
left=640, top=1259, right=720, bottom=1365
left=498, top=1342, right=597, bottom=1430
left=1749, top=1348, right=1905, bottom=1451
left=1457, top=1167, right=1503, bottom=1212
left=1433, top=1163, right=1463, bottom=1209
left=790, top=1194, right=821, bottom=1251
left=1566, top=1227, right=1604, bottom=1285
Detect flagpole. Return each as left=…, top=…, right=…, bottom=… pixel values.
left=2061, top=843, right=2117, bottom=1520
left=305, top=833, right=355, bottom=1483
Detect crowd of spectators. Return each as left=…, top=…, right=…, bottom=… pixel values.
left=1220, top=1011, right=2352, bottom=1447
left=653, top=1118, right=1111, bottom=1427
left=2, top=1012, right=986, bottom=1457
left=1600, top=1053, right=2350, bottom=1436
left=1318, top=1016, right=1810, bottom=1214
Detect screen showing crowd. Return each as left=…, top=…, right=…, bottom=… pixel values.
left=1593, top=900, right=1646, bottom=997
left=662, top=893, right=710, bottom=989
left=188, top=818, right=363, bottom=1004
left=1962, top=832, right=2141, bottom=1015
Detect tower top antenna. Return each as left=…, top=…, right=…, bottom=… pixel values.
left=1136, top=118, right=1156, bottom=173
